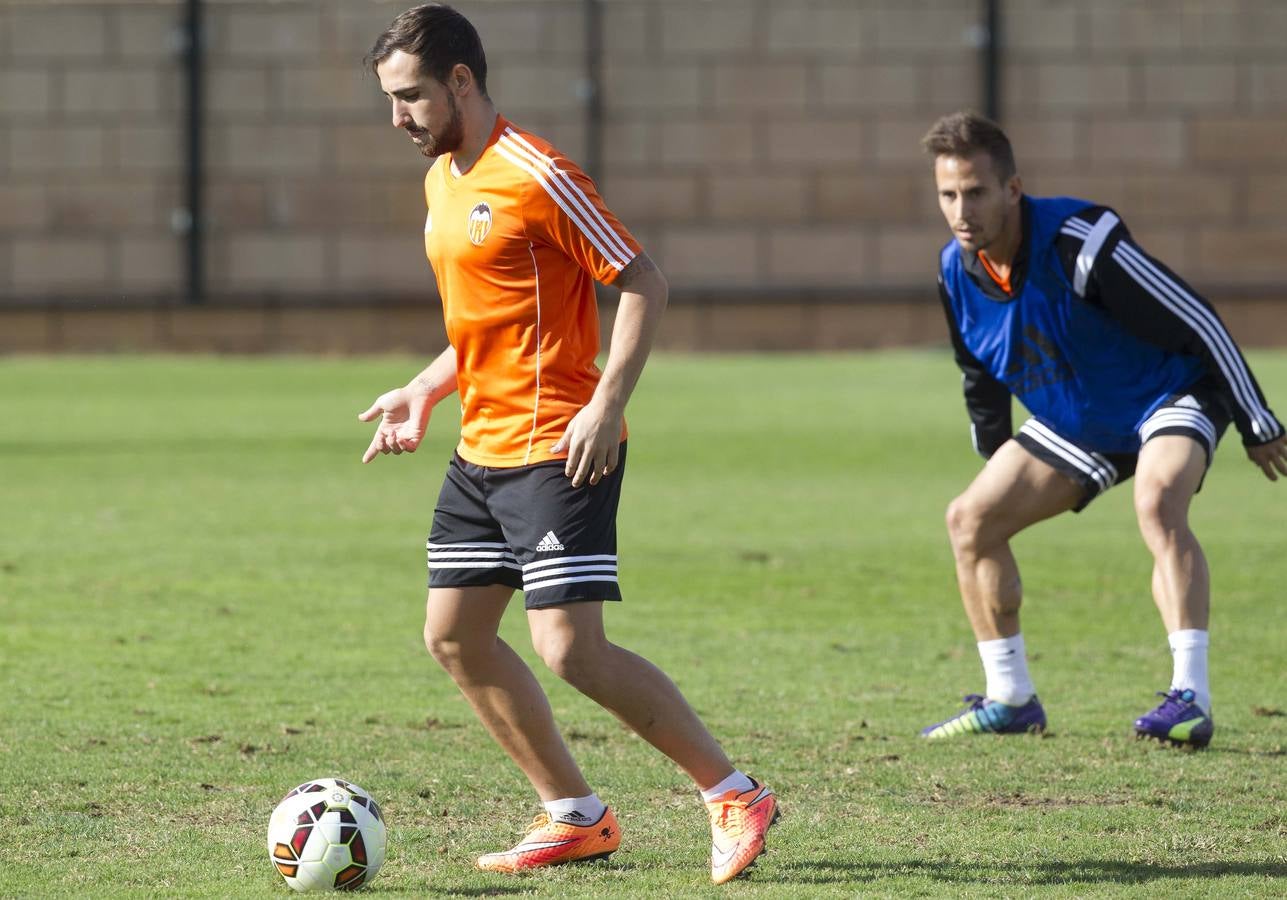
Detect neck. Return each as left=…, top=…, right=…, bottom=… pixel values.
left=451, top=103, right=498, bottom=174
left=980, top=202, right=1023, bottom=268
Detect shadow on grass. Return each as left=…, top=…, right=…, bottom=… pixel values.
left=774, top=858, right=1287, bottom=886
left=412, top=860, right=643, bottom=895
left=1205, top=746, right=1286, bottom=758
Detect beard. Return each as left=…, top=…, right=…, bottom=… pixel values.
left=955, top=214, right=1005, bottom=255
left=410, top=91, right=464, bottom=159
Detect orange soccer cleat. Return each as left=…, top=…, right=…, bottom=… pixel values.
left=706, top=779, right=779, bottom=884
left=475, top=807, right=621, bottom=874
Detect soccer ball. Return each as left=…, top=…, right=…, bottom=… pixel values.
left=267, top=778, right=387, bottom=892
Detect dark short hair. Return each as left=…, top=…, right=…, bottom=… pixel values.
left=921, top=111, right=1016, bottom=180
left=366, top=3, right=488, bottom=95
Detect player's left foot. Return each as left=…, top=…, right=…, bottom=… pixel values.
left=706, top=778, right=779, bottom=884
left=1133, top=688, right=1214, bottom=748
left=475, top=807, right=620, bottom=874
left=920, top=693, right=1047, bottom=739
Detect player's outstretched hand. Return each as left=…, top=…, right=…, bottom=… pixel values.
left=551, top=400, right=622, bottom=487
left=1247, top=434, right=1287, bottom=482
left=358, top=386, right=431, bottom=464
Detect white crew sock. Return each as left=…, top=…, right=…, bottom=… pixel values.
left=543, top=793, right=606, bottom=825
left=1168, top=628, right=1211, bottom=712
left=700, top=769, right=754, bottom=802
left=978, top=633, right=1035, bottom=706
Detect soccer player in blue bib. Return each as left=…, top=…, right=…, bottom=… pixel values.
left=920, top=112, right=1286, bottom=747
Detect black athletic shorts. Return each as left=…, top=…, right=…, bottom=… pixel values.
left=426, top=443, right=626, bottom=609
left=1013, top=385, right=1233, bottom=512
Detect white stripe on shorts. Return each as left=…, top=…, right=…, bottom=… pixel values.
left=523, top=573, right=621, bottom=592
left=1019, top=418, right=1118, bottom=493
left=429, top=542, right=516, bottom=559
left=523, top=554, right=617, bottom=572
left=428, top=541, right=520, bottom=572
left=428, top=560, right=523, bottom=571
left=522, top=554, right=621, bottom=593
left=1139, top=405, right=1217, bottom=452
left=429, top=550, right=518, bottom=560
left=522, top=564, right=618, bottom=585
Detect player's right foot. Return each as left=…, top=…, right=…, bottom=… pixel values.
left=475, top=807, right=620, bottom=874
left=920, top=693, right=1047, bottom=738
left=706, top=778, right=779, bottom=884
left=1133, top=688, right=1214, bottom=748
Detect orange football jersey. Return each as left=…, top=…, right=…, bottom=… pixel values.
left=423, top=115, right=641, bottom=467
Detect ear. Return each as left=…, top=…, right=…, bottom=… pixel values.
left=450, top=63, right=473, bottom=96
left=1005, top=173, right=1023, bottom=204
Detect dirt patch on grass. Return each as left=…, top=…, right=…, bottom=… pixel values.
left=982, top=791, right=1134, bottom=809
left=925, top=789, right=1135, bottom=809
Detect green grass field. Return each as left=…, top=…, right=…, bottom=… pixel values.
left=2, top=352, right=1284, bottom=898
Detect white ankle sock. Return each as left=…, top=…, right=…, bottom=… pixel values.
left=543, top=793, right=606, bottom=824
left=1168, top=628, right=1210, bottom=712
left=700, top=769, right=753, bottom=801
left=978, top=633, right=1035, bottom=706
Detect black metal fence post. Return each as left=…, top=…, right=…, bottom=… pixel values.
left=582, top=0, right=603, bottom=185
left=179, top=0, right=205, bottom=304
left=982, top=0, right=1002, bottom=121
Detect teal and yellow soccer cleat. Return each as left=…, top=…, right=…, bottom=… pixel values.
left=920, top=694, right=1047, bottom=739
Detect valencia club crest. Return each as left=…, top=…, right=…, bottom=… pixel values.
left=467, top=202, right=492, bottom=246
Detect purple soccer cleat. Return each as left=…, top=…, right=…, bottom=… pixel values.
left=1133, top=688, right=1214, bottom=748
left=920, top=693, right=1047, bottom=739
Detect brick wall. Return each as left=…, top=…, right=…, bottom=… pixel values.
left=2, top=0, right=1286, bottom=308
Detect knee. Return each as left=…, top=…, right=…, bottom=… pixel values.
left=532, top=629, right=601, bottom=689
left=423, top=622, right=470, bottom=673
left=945, top=495, right=989, bottom=556
left=1135, top=482, right=1190, bottom=543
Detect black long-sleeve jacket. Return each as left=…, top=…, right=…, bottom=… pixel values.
left=940, top=199, right=1283, bottom=457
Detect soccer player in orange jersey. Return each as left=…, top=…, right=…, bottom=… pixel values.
left=358, top=5, right=776, bottom=883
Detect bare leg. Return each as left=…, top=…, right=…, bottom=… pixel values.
left=1133, top=436, right=1209, bottom=633
left=945, top=441, right=1084, bottom=640
left=424, top=585, right=591, bottom=801
left=528, top=602, right=734, bottom=790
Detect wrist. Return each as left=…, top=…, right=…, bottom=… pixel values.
left=591, top=395, right=626, bottom=420
left=406, top=374, right=435, bottom=398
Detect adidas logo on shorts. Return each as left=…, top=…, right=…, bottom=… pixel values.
left=535, top=531, right=565, bottom=552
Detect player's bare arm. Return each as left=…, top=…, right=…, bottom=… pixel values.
left=552, top=253, right=667, bottom=487
left=1246, top=434, right=1287, bottom=482
left=358, top=345, right=458, bottom=464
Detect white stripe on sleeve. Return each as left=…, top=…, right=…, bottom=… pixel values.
left=501, top=130, right=636, bottom=262
left=1073, top=211, right=1120, bottom=297
left=1113, top=242, right=1279, bottom=440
